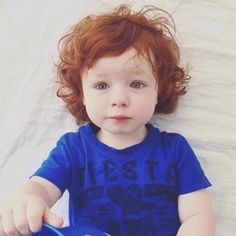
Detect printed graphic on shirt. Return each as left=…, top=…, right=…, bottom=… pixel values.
left=77, top=159, right=176, bottom=185
left=75, top=159, right=179, bottom=236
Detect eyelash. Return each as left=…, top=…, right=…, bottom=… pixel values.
left=130, top=81, right=145, bottom=89
left=95, top=82, right=110, bottom=90
left=94, top=80, right=146, bottom=90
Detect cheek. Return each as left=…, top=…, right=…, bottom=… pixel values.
left=83, top=95, right=105, bottom=117
left=145, top=91, right=158, bottom=113
left=84, top=94, right=104, bottom=107
left=84, top=102, right=99, bottom=123
left=144, top=89, right=158, bottom=106
left=134, top=93, right=157, bottom=115
left=83, top=91, right=95, bottom=106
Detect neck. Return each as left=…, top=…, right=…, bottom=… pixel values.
left=96, top=126, right=147, bottom=149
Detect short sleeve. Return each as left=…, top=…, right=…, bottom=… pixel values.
left=174, top=135, right=211, bottom=195
left=32, top=138, right=71, bottom=194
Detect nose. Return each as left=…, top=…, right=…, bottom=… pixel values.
left=110, top=88, right=129, bottom=107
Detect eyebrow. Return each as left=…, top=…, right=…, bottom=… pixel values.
left=126, top=68, right=146, bottom=75
left=95, top=67, right=146, bottom=78
left=95, top=73, right=110, bottom=78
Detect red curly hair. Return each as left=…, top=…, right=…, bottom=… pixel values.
left=57, top=4, right=189, bottom=125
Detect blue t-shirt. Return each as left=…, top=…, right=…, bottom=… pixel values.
left=33, top=123, right=211, bottom=236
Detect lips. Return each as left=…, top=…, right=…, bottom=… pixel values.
left=109, top=116, right=131, bottom=121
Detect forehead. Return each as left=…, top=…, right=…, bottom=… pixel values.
left=90, top=48, right=153, bottom=75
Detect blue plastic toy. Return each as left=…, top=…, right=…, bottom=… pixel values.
left=33, top=223, right=107, bottom=236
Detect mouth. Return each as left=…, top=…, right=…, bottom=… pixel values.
left=108, top=116, right=131, bottom=121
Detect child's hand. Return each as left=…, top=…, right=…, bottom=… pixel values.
left=0, top=193, right=63, bottom=236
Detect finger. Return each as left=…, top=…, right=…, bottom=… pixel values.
left=13, top=203, right=31, bottom=236
left=26, top=200, right=44, bottom=233
left=44, top=209, right=63, bottom=228
left=1, top=208, right=21, bottom=236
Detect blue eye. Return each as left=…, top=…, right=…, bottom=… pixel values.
left=130, top=81, right=145, bottom=89
left=95, top=82, right=110, bottom=90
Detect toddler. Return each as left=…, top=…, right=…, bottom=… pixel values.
left=0, top=4, right=215, bottom=236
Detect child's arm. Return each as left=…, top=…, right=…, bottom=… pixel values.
left=0, top=176, right=63, bottom=236
left=177, top=189, right=215, bottom=236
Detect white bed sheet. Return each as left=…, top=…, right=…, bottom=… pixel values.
left=0, top=0, right=235, bottom=235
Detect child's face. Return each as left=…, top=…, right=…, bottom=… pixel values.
left=82, top=48, right=158, bottom=140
